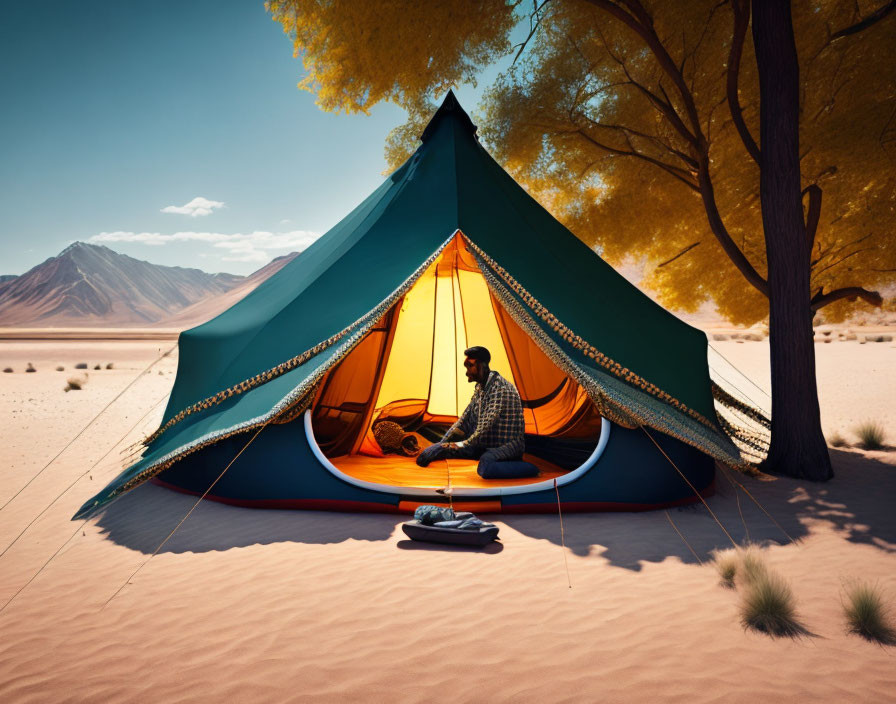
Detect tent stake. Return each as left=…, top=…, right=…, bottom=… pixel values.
left=554, top=478, right=572, bottom=589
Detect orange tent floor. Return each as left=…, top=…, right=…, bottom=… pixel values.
left=329, top=453, right=568, bottom=490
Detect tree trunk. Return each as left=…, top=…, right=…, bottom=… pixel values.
left=752, top=0, right=833, bottom=480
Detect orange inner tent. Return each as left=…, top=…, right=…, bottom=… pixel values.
left=310, top=234, right=602, bottom=488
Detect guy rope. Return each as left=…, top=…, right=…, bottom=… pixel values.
left=0, top=342, right=177, bottom=514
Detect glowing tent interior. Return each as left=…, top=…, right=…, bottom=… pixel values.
left=74, top=92, right=763, bottom=521
left=311, top=233, right=603, bottom=491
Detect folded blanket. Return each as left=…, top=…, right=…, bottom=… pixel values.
left=414, top=505, right=455, bottom=525
left=433, top=516, right=496, bottom=531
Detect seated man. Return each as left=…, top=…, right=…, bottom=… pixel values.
left=416, top=346, right=537, bottom=479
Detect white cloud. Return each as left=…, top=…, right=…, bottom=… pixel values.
left=90, top=229, right=321, bottom=263
left=161, top=196, right=225, bottom=217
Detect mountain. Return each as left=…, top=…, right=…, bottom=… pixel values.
left=0, top=275, right=17, bottom=285
left=0, top=242, right=247, bottom=326
left=159, top=251, right=300, bottom=328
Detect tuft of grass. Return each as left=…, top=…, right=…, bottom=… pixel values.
left=56, top=365, right=64, bottom=371
left=713, top=549, right=738, bottom=588
left=740, top=569, right=805, bottom=637
left=74, top=362, right=88, bottom=369
left=105, top=362, right=114, bottom=369
left=94, top=364, right=101, bottom=370
left=25, top=362, right=36, bottom=373
left=854, top=420, right=886, bottom=450
left=843, top=581, right=896, bottom=645
left=3, top=367, right=12, bottom=373
left=827, top=430, right=848, bottom=448
left=739, top=546, right=768, bottom=586
left=65, top=374, right=87, bottom=391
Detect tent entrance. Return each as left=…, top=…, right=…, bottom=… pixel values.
left=309, top=233, right=603, bottom=491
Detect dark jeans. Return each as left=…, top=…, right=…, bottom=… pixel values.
left=416, top=443, right=538, bottom=479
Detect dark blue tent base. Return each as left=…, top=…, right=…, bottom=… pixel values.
left=153, top=419, right=715, bottom=514
left=152, top=476, right=714, bottom=513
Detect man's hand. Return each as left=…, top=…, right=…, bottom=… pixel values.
left=443, top=442, right=457, bottom=451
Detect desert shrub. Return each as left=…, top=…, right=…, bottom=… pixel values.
left=713, top=549, right=738, bottom=588
left=864, top=334, right=893, bottom=343
left=855, top=420, right=886, bottom=450
left=712, top=334, right=729, bottom=341
left=94, top=364, right=101, bottom=370
left=827, top=431, right=848, bottom=448
left=740, top=569, right=803, bottom=637
left=56, top=365, right=64, bottom=371
left=25, top=363, right=36, bottom=372
left=105, top=362, right=114, bottom=369
left=65, top=374, right=87, bottom=391
left=843, top=581, right=896, bottom=645
left=739, top=546, right=768, bottom=586
left=74, top=362, right=88, bottom=369
left=3, top=367, right=12, bottom=373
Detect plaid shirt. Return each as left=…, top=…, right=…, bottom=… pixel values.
left=442, top=371, right=525, bottom=459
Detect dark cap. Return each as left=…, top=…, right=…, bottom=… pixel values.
left=463, top=346, right=491, bottom=363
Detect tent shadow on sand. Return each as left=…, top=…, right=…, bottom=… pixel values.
left=503, top=450, right=896, bottom=570
left=93, top=451, right=894, bottom=566
left=93, top=483, right=400, bottom=554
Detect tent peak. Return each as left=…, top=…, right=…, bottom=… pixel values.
left=420, top=90, right=477, bottom=142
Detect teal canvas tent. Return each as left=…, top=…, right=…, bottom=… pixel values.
left=75, top=93, right=763, bottom=521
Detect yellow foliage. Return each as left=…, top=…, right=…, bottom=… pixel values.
left=266, top=0, right=516, bottom=113
left=269, top=0, right=895, bottom=325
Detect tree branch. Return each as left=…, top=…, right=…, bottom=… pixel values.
left=597, top=33, right=699, bottom=147
left=580, top=0, right=770, bottom=299
left=812, top=247, right=871, bottom=277
left=582, top=0, right=708, bottom=149
left=811, top=232, right=873, bottom=268
left=580, top=115, right=699, bottom=168
left=830, top=0, right=896, bottom=42
left=727, top=0, right=761, bottom=164
left=657, top=241, right=702, bottom=267
left=802, top=184, right=822, bottom=248
left=511, top=0, right=553, bottom=64
left=574, top=128, right=699, bottom=191
left=810, top=286, right=884, bottom=311
left=697, top=164, right=770, bottom=297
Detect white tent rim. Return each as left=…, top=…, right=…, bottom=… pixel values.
left=303, top=409, right=611, bottom=498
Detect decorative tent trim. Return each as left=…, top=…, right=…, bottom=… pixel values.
left=463, top=236, right=722, bottom=434
left=468, top=241, right=746, bottom=468
left=142, top=233, right=461, bottom=448
left=78, top=233, right=462, bottom=515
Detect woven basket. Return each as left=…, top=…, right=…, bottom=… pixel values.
left=373, top=421, right=421, bottom=457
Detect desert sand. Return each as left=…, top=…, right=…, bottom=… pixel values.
left=1, top=334, right=895, bottom=703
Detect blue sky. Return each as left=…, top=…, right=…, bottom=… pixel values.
left=0, top=1, right=511, bottom=276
